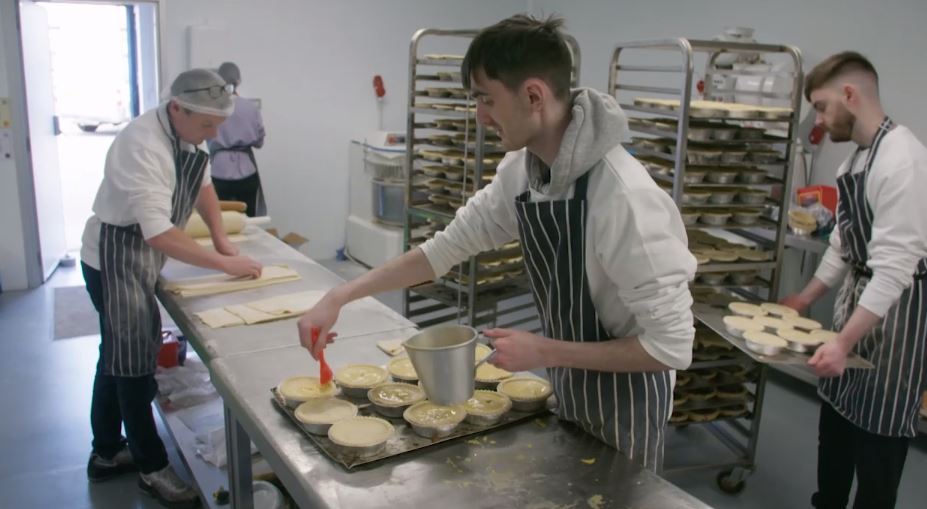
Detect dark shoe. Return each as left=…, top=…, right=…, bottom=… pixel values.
left=87, top=445, right=136, bottom=482
left=138, top=465, right=201, bottom=509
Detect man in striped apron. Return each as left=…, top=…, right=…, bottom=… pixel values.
left=298, top=15, right=697, bottom=472
left=80, top=69, right=262, bottom=508
left=782, top=52, right=927, bottom=508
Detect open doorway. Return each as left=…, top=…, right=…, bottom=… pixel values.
left=35, top=1, right=160, bottom=252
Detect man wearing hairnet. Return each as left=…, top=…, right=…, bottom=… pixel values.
left=209, top=62, right=267, bottom=216
left=80, top=69, right=262, bottom=508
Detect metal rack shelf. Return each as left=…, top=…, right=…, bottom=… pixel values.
left=610, top=37, right=803, bottom=490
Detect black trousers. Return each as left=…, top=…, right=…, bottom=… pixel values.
left=812, top=401, right=910, bottom=509
left=82, top=262, right=169, bottom=474
left=212, top=172, right=261, bottom=217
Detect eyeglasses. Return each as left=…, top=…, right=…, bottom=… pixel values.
left=181, top=83, right=233, bottom=98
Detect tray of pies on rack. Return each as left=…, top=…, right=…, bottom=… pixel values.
left=632, top=98, right=793, bottom=120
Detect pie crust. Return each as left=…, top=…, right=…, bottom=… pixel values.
left=387, top=357, right=418, bottom=382
left=475, top=363, right=512, bottom=382
left=403, top=401, right=467, bottom=427
left=782, top=315, right=823, bottom=331
left=367, top=383, right=425, bottom=408
left=464, top=390, right=512, bottom=416
left=335, top=364, right=389, bottom=389
left=760, top=303, right=799, bottom=318
left=327, top=416, right=394, bottom=448
left=497, top=377, right=552, bottom=402
left=278, top=376, right=337, bottom=402
left=294, top=398, right=357, bottom=425
left=728, top=302, right=765, bottom=317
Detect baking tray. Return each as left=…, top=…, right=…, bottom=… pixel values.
left=693, top=303, right=874, bottom=370
left=271, top=387, right=550, bottom=470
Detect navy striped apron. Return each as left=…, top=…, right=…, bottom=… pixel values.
left=98, top=110, right=208, bottom=376
left=514, top=169, right=672, bottom=471
left=819, top=117, right=927, bottom=437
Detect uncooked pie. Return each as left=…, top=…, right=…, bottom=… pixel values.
left=464, top=390, right=512, bottom=416
left=497, top=377, right=552, bottom=402
left=387, top=357, right=419, bottom=382
left=403, top=401, right=467, bottom=427
left=475, top=363, right=512, bottom=382
left=278, top=376, right=337, bottom=403
left=335, top=365, right=389, bottom=389
left=294, top=398, right=357, bottom=425
left=327, top=416, right=395, bottom=448
left=728, top=302, right=765, bottom=317
left=368, top=382, right=425, bottom=407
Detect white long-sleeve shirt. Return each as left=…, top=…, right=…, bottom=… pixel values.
left=81, top=104, right=212, bottom=270
left=814, top=125, right=927, bottom=317
left=421, top=147, right=698, bottom=370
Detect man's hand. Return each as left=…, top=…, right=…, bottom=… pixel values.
left=298, top=292, right=344, bottom=359
left=780, top=293, right=812, bottom=314
left=213, top=235, right=240, bottom=257
left=808, top=340, right=851, bottom=377
left=482, top=328, right=555, bottom=372
left=220, top=255, right=262, bottom=279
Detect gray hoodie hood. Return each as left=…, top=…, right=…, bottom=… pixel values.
left=525, top=87, right=628, bottom=196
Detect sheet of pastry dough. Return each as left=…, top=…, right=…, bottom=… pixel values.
left=164, top=265, right=300, bottom=297
left=194, top=290, right=325, bottom=328
left=196, top=307, right=245, bottom=328
left=376, top=339, right=406, bottom=356
left=185, top=211, right=246, bottom=238
left=223, top=304, right=276, bottom=325
left=247, top=291, right=326, bottom=315
left=194, top=234, right=248, bottom=247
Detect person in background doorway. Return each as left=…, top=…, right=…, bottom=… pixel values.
left=81, top=68, right=262, bottom=509
left=781, top=51, right=927, bottom=509
left=208, top=61, right=267, bottom=216
left=296, top=14, right=696, bottom=472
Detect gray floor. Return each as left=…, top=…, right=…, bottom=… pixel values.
left=2, top=259, right=925, bottom=508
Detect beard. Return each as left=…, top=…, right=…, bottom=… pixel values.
left=826, top=105, right=856, bottom=143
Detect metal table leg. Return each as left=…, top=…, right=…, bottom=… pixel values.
left=224, top=404, right=253, bottom=509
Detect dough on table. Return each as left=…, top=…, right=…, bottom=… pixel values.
left=163, top=265, right=300, bottom=297
left=193, top=290, right=326, bottom=328
left=194, top=233, right=248, bottom=247
left=184, top=211, right=246, bottom=238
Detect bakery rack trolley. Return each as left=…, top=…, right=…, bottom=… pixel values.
left=402, top=28, right=580, bottom=332
left=609, top=38, right=803, bottom=493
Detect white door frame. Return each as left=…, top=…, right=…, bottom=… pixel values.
left=0, top=0, right=163, bottom=288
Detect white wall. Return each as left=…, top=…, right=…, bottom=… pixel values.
left=159, top=0, right=527, bottom=259
left=0, top=2, right=30, bottom=291
left=529, top=0, right=927, bottom=185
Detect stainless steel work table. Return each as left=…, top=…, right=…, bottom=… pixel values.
left=158, top=228, right=711, bottom=509
left=210, top=342, right=713, bottom=509
left=158, top=227, right=414, bottom=360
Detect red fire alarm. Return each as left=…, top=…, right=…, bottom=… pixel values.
left=373, top=75, right=386, bottom=99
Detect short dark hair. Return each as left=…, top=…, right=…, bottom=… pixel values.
left=461, top=14, right=572, bottom=101
left=804, top=51, right=878, bottom=101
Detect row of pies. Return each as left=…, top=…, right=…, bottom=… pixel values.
left=632, top=98, right=793, bottom=120
left=670, top=402, right=750, bottom=424
left=417, top=149, right=505, bottom=169
left=675, top=383, right=749, bottom=406
left=658, top=182, right=770, bottom=207
left=276, top=373, right=552, bottom=456
left=677, top=364, right=753, bottom=387
left=631, top=137, right=782, bottom=165
left=628, top=117, right=777, bottom=142
left=724, top=302, right=838, bottom=355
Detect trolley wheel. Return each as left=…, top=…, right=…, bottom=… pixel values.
left=717, top=469, right=746, bottom=494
